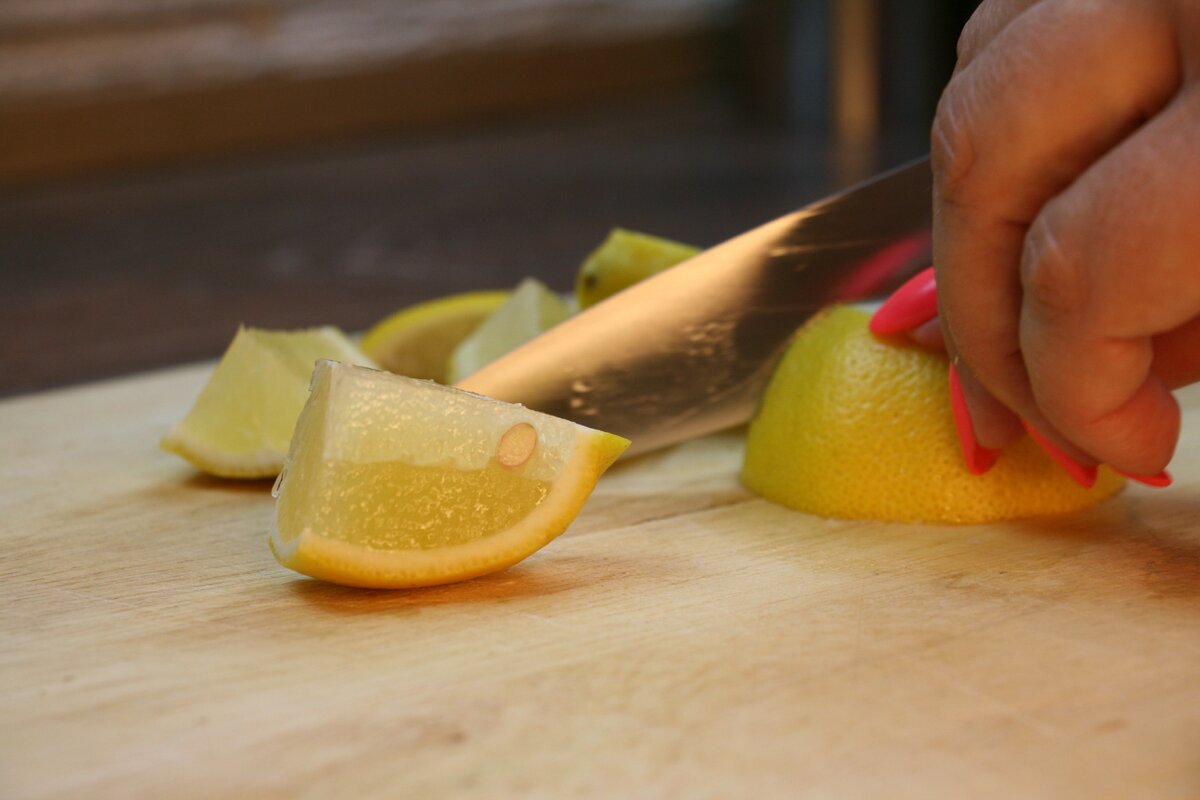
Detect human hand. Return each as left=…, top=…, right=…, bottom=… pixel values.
left=903, top=0, right=1199, bottom=484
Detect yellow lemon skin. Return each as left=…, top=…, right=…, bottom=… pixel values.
left=741, top=306, right=1124, bottom=524
left=359, top=290, right=509, bottom=382
left=575, top=228, right=700, bottom=310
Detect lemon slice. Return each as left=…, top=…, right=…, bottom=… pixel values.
left=269, top=361, right=630, bottom=587
left=161, top=326, right=374, bottom=478
left=359, top=290, right=508, bottom=382
left=741, top=305, right=1124, bottom=524
left=446, top=278, right=571, bottom=384
left=575, top=228, right=700, bottom=309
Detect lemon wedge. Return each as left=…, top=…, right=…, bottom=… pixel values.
left=575, top=228, right=700, bottom=309
left=161, top=326, right=374, bottom=478
left=359, top=290, right=508, bottom=382
left=446, top=278, right=571, bottom=384
left=742, top=305, right=1124, bottom=523
left=269, top=361, right=629, bottom=587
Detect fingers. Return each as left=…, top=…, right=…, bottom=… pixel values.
left=954, top=0, right=1043, bottom=71
left=1018, top=88, right=1200, bottom=474
left=932, top=0, right=1182, bottom=448
left=944, top=356, right=1026, bottom=451
left=867, top=270, right=1025, bottom=457
left=935, top=0, right=1179, bottom=223
left=1153, top=315, right=1200, bottom=390
left=869, top=267, right=938, bottom=335
left=867, top=267, right=945, bottom=349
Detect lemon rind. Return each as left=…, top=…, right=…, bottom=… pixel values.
left=359, top=291, right=509, bottom=364
left=159, top=434, right=283, bottom=478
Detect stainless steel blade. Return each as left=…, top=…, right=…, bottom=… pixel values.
left=457, top=156, right=933, bottom=456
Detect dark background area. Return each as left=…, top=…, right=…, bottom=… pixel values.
left=0, top=0, right=980, bottom=396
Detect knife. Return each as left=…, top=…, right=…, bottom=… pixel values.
left=458, top=156, right=933, bottom=457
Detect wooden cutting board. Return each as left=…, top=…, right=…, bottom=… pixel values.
left=2, top=364, right=1199, bottom=800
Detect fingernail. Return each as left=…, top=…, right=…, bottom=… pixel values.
left=1113, top=468, right=1172, bottom=488
left=870, top=266, right=938, bottom=335
left=948, top=364, right=1000, bottom=475
left=1021, top=421, right=1098, bottom=488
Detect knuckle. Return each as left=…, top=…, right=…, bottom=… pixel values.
left=956, top=0, right=1020, bottom=68
left=930, top=77, right=977, bottom=200
left=955, top=4, right=990, bottom=64
left=1020, top=213, right=1087, bottom=321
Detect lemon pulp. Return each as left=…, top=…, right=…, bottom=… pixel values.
left=277, top=460, right=551, bottom=551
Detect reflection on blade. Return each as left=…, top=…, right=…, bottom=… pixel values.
left=457, top=157, right=933, bottom=456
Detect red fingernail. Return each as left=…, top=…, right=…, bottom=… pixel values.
left=870, top=266, right=938, bottom=335
left=1113, top=469, right=1172, bottom=488
left=948, top=364, right=1000, bottom=476
left=1021, top=421, right=1097, bottom=488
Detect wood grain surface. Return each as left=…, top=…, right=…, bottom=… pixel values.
left=2, top=363, right=1199, bottom=799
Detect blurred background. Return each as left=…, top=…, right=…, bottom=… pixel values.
left=0, top=0, right=980, bottom=396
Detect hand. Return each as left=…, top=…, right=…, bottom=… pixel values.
left=929, top=0, right=1200, bottom=481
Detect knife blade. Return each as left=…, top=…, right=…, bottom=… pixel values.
left=457, top=156, right=933, bottom=456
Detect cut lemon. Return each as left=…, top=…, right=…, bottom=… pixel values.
left=161, top=326, right=374, bottom=478
left=446, top=278, right=571, bottom=384
left=269, top=360, right=630, bottom=587
left=359, top=290, right=508, bottom=382
left=575, top=228, right=700, bottom=309
left=741, top=305, right=1124, bottom=524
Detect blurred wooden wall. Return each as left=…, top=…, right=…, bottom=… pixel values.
left=0, top=0, right=736, bottom=182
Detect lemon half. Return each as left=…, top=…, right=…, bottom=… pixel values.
left=270, top=361, right=629, bottom=587
left=741, top=306, right=1124, bottom=524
